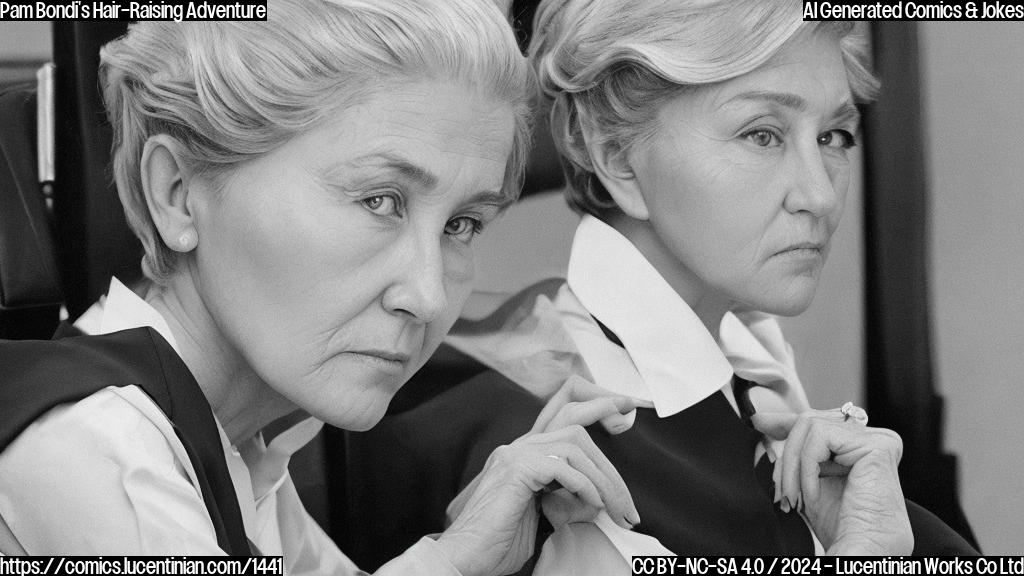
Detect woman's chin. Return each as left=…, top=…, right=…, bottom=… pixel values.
left=313, top=394, right=394, bottom=432
left=768, top=301, right=813, bottom=318
left=752, top=286, right=819, bottom=317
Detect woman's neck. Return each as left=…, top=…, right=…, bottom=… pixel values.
left=143, top=273, right=295, bottom=446
left=608, top=215, right=734, bottom=341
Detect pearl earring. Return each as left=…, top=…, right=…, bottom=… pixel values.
left=177, top=231, right=196, bottom=251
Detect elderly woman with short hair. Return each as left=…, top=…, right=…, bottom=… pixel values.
left=388, top=0, right=979, bottom=567
left=0, top=1, right=641, bottom=574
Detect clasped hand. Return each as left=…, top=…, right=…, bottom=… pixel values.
left=436, top=375, right=649, bottom=576
left=752, top=408, right=914, bottom=555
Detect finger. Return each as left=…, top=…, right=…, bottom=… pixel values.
left=798, top=421, right=891, bottom=504
left=750, top=411, right=798, bottom=507
left=778, top=412, right=815, bottom=512
left=540, top=489, right=602, bottom=528
left=751, top=411, right=799, bottom=441
left=777, top=409, right=865, bottom=510
left=828, top=427, right=903, bottom=468
left=753, top=404, right=871, bottom=440
left=531, top=374, right=652, bottom=434
left=553, top=441, right=636, bottom=529
left=596, top=395, right=651, bottom=435
left=818, top=460, right=851, bottom=478
left=534, top=453, right=603, bottom=512
left=798, top=422, right=841, bottom=504
left=757, top=410, right=876, bottom=511
left=531, top=426, right=640, bottom=528
left=531, top=379, right=574, bottom=434
left=598, top=406, right=639, bottom=435
left=545, top=397, right=643, bottom=435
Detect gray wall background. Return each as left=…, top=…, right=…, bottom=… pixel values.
left=922, top=22, right=1024, bottom=554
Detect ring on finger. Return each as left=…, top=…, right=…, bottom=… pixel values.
left=840, top=401, right=869, bottom=425
left=540, top=454, right=564, bottom=494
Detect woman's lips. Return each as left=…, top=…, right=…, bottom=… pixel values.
left=344, top=349, right=410, bottom=373
left=773, top=242, right=825, bottom=262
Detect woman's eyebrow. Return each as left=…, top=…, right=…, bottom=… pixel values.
left=322, top=153, right=510, bottom=207
left=833, top=101, right=862, bottom=128
left=333, top=152, right=441, bottom=189
left=458, top=190, right=515, bottom=212
left=722, top=90, right=810, bottom=113
left=721, top=90, right=861, bottom=126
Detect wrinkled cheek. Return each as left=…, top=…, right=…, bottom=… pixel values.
left=829, top=166, right=853, bottom=226
left=436, top=274, right=473, bottom=340
left=443, top=248, right=476, bottom=309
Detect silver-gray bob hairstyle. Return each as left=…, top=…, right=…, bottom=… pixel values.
left=530, top=0, right=879, bottom=220
left=101, top=0, right=534, bottom=283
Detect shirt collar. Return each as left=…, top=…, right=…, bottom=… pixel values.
left=98, top=277, right=179, bottom=351
left=566, top=215, right=734, bottom=417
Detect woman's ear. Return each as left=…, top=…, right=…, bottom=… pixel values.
left=582, top=124, right=649, bottom=221
left=141, top=135, right=198, bottom=252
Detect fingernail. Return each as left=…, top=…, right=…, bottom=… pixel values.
left=610, top=424, right=629, bottom=434
left=607, top=419, right=628, bottom=432
left=626, top=509, right=641, bottom=527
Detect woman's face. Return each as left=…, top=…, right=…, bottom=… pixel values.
left=627, top=29, right=859, bottom=317
left=188, top=81, right=514, bottom=430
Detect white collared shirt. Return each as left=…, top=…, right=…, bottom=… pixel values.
left=559, top=215, right=812, bottom=420
left=0, top=278, right=461, bottom=575
left=556, top=217, right=822, bottom=557
left=447, top=215, right=822, bottom=560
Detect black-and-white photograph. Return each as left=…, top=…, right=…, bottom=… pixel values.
left=1, top=0, right=1020, bottom=572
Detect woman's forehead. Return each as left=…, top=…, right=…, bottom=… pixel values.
left=284, top=85, right=514, bottom=195
left=698, top=33, right=853, bottom=113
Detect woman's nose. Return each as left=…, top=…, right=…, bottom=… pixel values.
left=381, top=236, right=448, bottom=324
left=783, top=147, right=841, bottom=218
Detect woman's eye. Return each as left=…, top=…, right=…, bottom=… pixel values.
left=744, top=129, right=781, bottom=148
left=818, top=129, right=857, bottom=149
left=445, top=216, right=483, bottom=243
left=362, top=195, right=399, bottom=216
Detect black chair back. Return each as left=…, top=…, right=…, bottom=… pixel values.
left=52, top=22, right=141, bottom=320
left=0, top=83, right=62, bottom=339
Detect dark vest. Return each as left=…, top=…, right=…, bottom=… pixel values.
left=345, top=366, right=978, bottom=568
left=0, top=326, right=251, bottom=555
left=592, top=389, right=814, bottom=554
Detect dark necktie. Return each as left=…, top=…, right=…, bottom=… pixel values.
left=596, top=313, right=770, bottom=493
left=732, top=374, right=758, bottom=425
left=735, top=374, right=814, bottom=551
left=733, top=375, right=776, bottom=499
left=591, top=315, right=813, bottom=552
